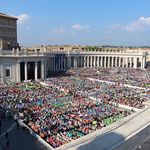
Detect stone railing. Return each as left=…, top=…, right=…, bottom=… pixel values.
left=0, top=49, right=147, bottom=57
left=0, top=49, right=45, bottom=56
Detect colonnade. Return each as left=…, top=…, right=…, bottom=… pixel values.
left=71, top=55, right=146, bottom=69
left=16, top=60, right=45, bottom=82
left=50, top=55, right=146, bottom=71
left=15, top=55, right=146, bottom=82
left=52, top=56, right=68, bottom=71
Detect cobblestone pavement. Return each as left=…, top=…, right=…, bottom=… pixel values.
left=0, top=117, right=46, bottom=150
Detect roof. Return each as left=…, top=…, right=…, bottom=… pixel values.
left=0, top=13, right=18, bottom=20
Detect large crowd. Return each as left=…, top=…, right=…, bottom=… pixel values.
left=68, top=68, right=150, bottom=88
left=0, top=68, right=149, bottom=148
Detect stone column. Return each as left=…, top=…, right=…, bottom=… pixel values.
left=16, top=62, right=20, bottom=82
left=61, top=56, right=63, bottom=70
left=53, top=57, right=55, bottom=71
left=86, top=56, right=88, bottom=68
left=60, top=57, right=62, bottom=70
left=41, top=60, right=44, bottom=79
left=118, top=57, right=121, bottom=67
left=0, top=48, right=2, bottom=56
left=142, top=56, right=146, bottom=69
left=68, top=56, right=72, bottom=68
left=111, top=57, right=113, bottom=67
left=93, top=56, right=96, bottom=67
left=122, top=57, right=124, bottom=67
left=82, top=57, right=84, bottom=67
left=56, top=57, right=58, bottom=70
left=121, top=57, right=123, bottom=67
left=101, top=57, right=103, bottom=67
left=63, top=57, right=65, bottom=69
left=80, top=56, right=82, bottom=67
left=35, top=61, right=38, bottom=80
left=44, top=59, right=47, bottom=78
left=83, top=57, right=86, bottom=68
left=86, top=56, right=88, bottom=67
left=59, top=57, right=61, bottom=70
left=88, top=56, right=90, bottom=67
left=126, top=57, right=128, bottom=68
left=78, top=56, right=80, bottom=67
left=87, top=56, right=89, bottom=67
left=104, top=56, right=106, bottom=68
left=56, top=57, right=58, bottom=71
left=97, top=56, right=99, bottom=67
left=77, top=57, right=79, bottom=67
left=130, top=58, right=132, bottom=68
left=90, top=56, right=92, bottom=67
left=0, top=65, right=4, bottom=83
left=62, top=56, right=64, bottom=69
left=25, top=62, right=27, bottom=81
left=76, top=57, right=78, bottom=67
left=115, top=57, right=117, bottom=67
left=0, top=40, right=3, bottom=50
left=108, top=57, right=110, bottom=68
left=134, top=57, right=137, bottom=68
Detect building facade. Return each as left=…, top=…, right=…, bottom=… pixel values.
left=0, top=13, right=18, bottom=50
left=0, top=47, right=148, bottom=83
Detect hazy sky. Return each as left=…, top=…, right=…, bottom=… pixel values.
left=0, top=0, right=150, bottom=46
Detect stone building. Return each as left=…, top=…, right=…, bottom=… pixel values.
left=0, top=13, right=18, bottom=50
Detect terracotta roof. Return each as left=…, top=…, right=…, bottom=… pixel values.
left=0, top=13, right=18, bottom=20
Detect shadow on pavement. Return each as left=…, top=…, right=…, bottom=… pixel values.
left=77, top=125, right=150, bottom=150
left=77, top=131, right=124, bottom=150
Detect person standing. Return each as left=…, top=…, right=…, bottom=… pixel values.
left=5, top=132, right=8, bottom=140
left=6, top=140, right=9, bottom=149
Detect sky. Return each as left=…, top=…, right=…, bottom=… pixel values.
left=0, top=0, right=150, bottom=46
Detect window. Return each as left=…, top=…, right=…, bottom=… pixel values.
left=5, top=67, right=11, bottom=77
left=6, top=69, right=10, bottom=77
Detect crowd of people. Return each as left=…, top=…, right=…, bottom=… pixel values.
left=68, top=68, right=150, bottom=88
left=0, top=68, right=149, bottom=148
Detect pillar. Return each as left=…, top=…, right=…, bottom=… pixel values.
left=35, top=61, right=38, bottom=80
left=53, top=57, right=55, bottom=71
left=44, top=59, right=47, bottom=78
left=142, top=57, right=146, bottom=69
left=115, top=57, right=117, bottom=67
left=130, top=57, right=132, bottom=68
left=108, top=57, right=110, bottom=68
left=83, top=57, right=86, bottom=68
left=68, top=56, right=72, bottom=68
left=97, top=56, right=99, bottom=67
left=90, top=56, right=92, bottom=67
left=0, top=65, right=4, bottom=83
left=41, top=60, right=44, bottom=79
left=59, top=57, right=61, bottom=70
left=118, top=57, right=121, bottom=67
left=88, top=56, right=90, bottom=67
left=103, top=56, right=106, bottom=68
left=134, top=57, right=137, bottom=68
left=101, top=57, right=103, bottom=67
left=16, top=62, right=20, bottom=82
left=126, top=57, right=128, bottom=68
left=63, top=57, right=65, bottom=69
left=25, top=62, right=27, bottom=81
left=122, top=57, right=124, bottom=67
left=94, top=56, right=95, bottom=67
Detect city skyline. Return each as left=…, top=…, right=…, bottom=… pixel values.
left=0, top=0, right=150, bottom=46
